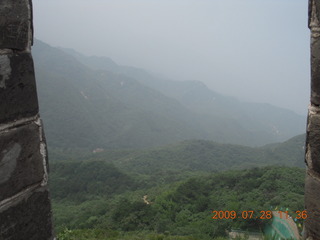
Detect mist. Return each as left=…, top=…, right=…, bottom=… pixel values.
left=33, top=0, right=310, bottom=115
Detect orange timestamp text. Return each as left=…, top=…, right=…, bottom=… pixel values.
left=212, top=210, right=308, bottom=220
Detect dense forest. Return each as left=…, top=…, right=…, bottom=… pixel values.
left=49, top=135, right=305, bottom=239
left=51, top=162, right=304, bottom=239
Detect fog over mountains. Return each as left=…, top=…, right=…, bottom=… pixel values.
left=32, top=40, right=305, bottom=150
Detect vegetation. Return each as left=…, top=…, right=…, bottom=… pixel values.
left=50, top=161, right=304, bottom=239
left=50, top=161, right=137, bottom=201
left=57, top=228, right=226, bottom=240
left=49, top=134, right=305, bottom=178
left=48, top=133, right=306, bottom=239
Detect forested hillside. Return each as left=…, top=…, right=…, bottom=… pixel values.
left=50, top=134, right=305, bottom=175
left=51, top=164, right=304, bottom=240
left=48, top=133, right=306, bottom=239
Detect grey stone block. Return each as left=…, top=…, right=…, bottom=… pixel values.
left=0, top=187, right=54, bottom=240
left=304, top=172, right=320, bottom=239
left=306, top=112, right=320, bottom=173
left=311, top=36, right=320, bottom=106
left=0, top=122, right=45, bottom=202
left=0, top=0, right=31, bottom=50
left=315, top=0, right=320, bottom=26
left=0, top=52, right=39, bottom=124
left=309, top=0, right=320, bottom=28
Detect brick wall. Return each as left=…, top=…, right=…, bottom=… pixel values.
left=0, top=1, right=54, bottom=239
left=304, top=0, right=320, bottom=239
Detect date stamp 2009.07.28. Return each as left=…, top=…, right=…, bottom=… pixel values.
left=211, top=210, right=308, bottom=220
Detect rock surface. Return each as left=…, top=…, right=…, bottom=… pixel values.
left=0, top=0, right=54, bottom=239
left=0, top=53, right=39, bottom=124
left=305, top=0, right=320, bottom=239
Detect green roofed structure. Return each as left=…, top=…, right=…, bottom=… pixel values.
left=264, top=211, right=300, bottom=240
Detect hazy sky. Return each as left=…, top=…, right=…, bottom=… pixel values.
left=33, top=0, right=310, bottom=115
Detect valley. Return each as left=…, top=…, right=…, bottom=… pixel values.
left=49, top=135, right=305, bottom=239
left=33, top=40, right=306, bottom=150
left=32, top=40, right=307, bottom=239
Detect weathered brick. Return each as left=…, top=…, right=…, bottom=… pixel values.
left=311, top=36, right=320, bottom=106
left=0, top=52, right=39, bottom=124
left=0, top=187, right=54, bottom=240
left=0, top=121, right=44, bottom=202
left=0, top=1, right=53, bottom=239
left=306, top=111, right=320, bottom=174
left=0, top=0, right=31, bottom=50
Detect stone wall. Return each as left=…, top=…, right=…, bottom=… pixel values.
left=304, top=0, right=320, bottom=239
left=0, top=1, right=54, bottom=239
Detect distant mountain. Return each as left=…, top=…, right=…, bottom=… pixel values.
left=33, top=40, right=306, bottom=150
left=63, top=46, right=306, bottom=144
left=34, top=40, right=206, bottom=149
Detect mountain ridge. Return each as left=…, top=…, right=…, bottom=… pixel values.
left=59, top=42, right=306, bottom=143
left=33, top=39, right=306, bottom=149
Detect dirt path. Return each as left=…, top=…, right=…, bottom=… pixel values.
left=142, top=195, right=152, bottom=205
